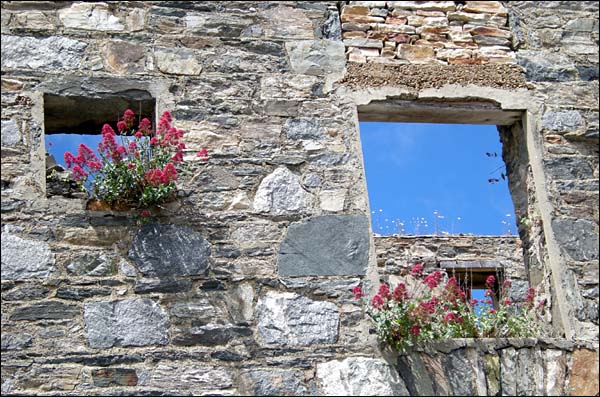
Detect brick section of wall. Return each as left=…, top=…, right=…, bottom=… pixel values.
left=341, top=1, right=515, bottom=65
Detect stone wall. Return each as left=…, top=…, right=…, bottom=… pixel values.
left=1, top=1, right=598, bottom=396
left=341, top=0, right=515, bottom=64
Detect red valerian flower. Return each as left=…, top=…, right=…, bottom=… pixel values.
left=410, top=263, right=424, bottom=277
left=444, top=312, right=456, bottom=323
left=503, top=299, right=512, bottom=305
left=409, top=325, right=420, bottom=337
left=138, top=118, right=152, bottom=135
left=485, top=275, right=496, bottom=288
left=378, top=284, right=391, bottom=300
left=352, top=285, right=365, bottom=300
left=489, top=309, right=496, bottom=315
left=123, top=109, right=135, bottom=128
left=140, top=209, right=150, bottom=217
left=117, top=120, right=127, bottom=132
left=525, top=287, right=535, bottom=308
left=72, top=165, right=88, bottom=181
left=197, top=148, right=208, bottom=159
left=392, top=283, right=408, bottom=302
left=371, top=294, right=384, bottom=310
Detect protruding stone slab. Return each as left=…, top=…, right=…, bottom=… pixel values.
left=316, top=357, right=409, bottom=396
left=84, top=298, right=169, bottom=348
left=10, top=301, right=78, bottom=321
left=253, top=167, right=313, bottom=215
left=286, top=40, right=346, bottom=76
left=128, top=224, right=211, bottom=277
left=1, top=233, right=57, bottom=280
left=256, top=291, right=339, bottom=347
left=278, top=215, right=370, bottom=276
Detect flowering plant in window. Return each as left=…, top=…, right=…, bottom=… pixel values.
left=63, top=109, right=208, bottom=209
left=352, top=264, right=544, bottom=351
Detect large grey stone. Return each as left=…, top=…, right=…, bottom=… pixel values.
left=253, top=167, right=313, bottom=215
left=66, top=253, right=116, bottom=276
left=1, top=35, right=88, bottom=70
left=128, top=224, right=211, bottom=277
left=286, top=40, right=346, bottom=76
left=316, top=357, right=409, bottom=396
left=1, top=119, right=19, bottom=146
left=256, top=291, right=339, bottom=347
left=552, top=219, right=598, bottom=261
left=544, top=156, right=594, bottom=180
left=278, top=215, right=370, bottom=276
left=517, top=50, right=578, bottom=81
left=58, top=2, right=125, bottom=31
left=542, top=110, right=583, bottom=132
left=84, top=298, right=169, bottom=348
left=147, top=363, right=232, bottom=392
left=283, top=118, right=326, bottom=140
left=1, top=233, right=57, bottom=280
left=240, top=369, right=308, bottom=396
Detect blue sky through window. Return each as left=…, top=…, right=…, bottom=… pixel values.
left=359, top=122, right=517, bottom=236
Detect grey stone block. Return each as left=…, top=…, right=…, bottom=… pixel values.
left=1, top=233, right=57, bottom=280
left=128, top=224, right=211, bottom=277
left=552, top=219, right=599, bottom=261
left=10, top=301, right=79, bottom=321
left=84, top=298, right=169, bottom=348
left=278, top=215, right=370, bottom=276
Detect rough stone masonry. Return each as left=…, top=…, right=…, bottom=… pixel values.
left=1, top=1, right=598, bottom=395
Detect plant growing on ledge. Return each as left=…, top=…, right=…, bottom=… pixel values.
left=353, top=265, right=545, bottom=351
left=63, top=109, right=208, bottom=209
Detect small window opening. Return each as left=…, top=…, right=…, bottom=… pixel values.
left=44, top=93, right=155, bottom=197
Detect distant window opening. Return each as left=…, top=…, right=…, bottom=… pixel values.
left=44, top=93, right=155, bottom=197
left=359, top=122, right=517, bottom=236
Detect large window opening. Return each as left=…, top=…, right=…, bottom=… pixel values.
left=360, top=121, right=517, bottom=236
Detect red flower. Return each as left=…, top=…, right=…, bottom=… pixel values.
left=485, top=275, right=496, bottom=288
left=470, top=298, right=478, bottom=306
left=140, top=209, right=150, bottom=217
left=409, top=325, right=420, bottom=337
left=128, top=141, right=137, bottom=151
left=127, top=163, right=135, bottom=169
left=503, top=299, right=512, bottom=305
left=392, top=283, right=408, bottom=302
left=410, top=263, right=424, bottom=278
left=489, top=309, right=496, bottom=315
left=150, top=137, right=158, bottom=146
left=456, top=316, right=464, bottom=323
left=502, top=279, right=512, bottom=289
left=171, top=151, right=183, bottom=163
left=423, top=273, right=438, bottom=289
left=352, top=286, right=365, bottom=300
left=77, top=144, right=98, bottom=165
left=123, top=109, right=135, bottom=128
left=484, top=289, right=493, bottom=297
left=378, top=284, right=391, bottom=300
left=371, top=294, right=384, bottom=310
left=138, top=118, right=152, bottom=135
left=117, top=120, right=127, bottom=132
left=88, top=161, right=102, bottom=171
left=134, top=131, right=143, bottom=139
left=196, top=148, right=208, bottom=159
left=72, top=165, right=88, bottom=181
left=64, top=152, right=76, bottom=169
left=444, top=312, right=456, bottom=323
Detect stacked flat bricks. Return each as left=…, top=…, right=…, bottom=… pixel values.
left=1, top=1, right=599, bottom=396
left=341, top=1, right=513, bottom=64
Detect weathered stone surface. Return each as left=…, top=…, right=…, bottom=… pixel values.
left=283, top=118, right=326, bottom=140
left=570, top=348, right=599, bottom=396
left=10, top=301, right=78, bottom=321
left=552, top=219, right=598, bottom=261
left=1, top=119, right=20, bottom=146
left=173, top=324, right=252, bottom=346
left=1, top=333, right=33, bottom=350
left=103, top=40, right=146, bottom=73
left=1, top=233, right=57, bottom=280
left=66, top=253, right=116, bottom=276
left=134, top=278, right=192, bottom=294
left=84, top=298, right=169, bottom=348
left=14, top=365, right=81, bottom=392
left=319, top=189, right=346, bottom=212
left=240, top=369, right=307, bottom=396
left=544, top=349, right=566, bottom=396
left=170, top=298, right=218, bottom=320
left=286, top=40, right=346, bottom=76
left=544, top=157, right=594, bottom=180
left=500, top=347, right=517, bottom=396
left=256, top=291, right=339, bottom=347
left=388, top=1, right=456, bottom=12
left=2, top=285, right=49, bottom=301
left=92, top=368, right=138, bottom=387
left=278, top=215, right=370, bottom=276
left=155, top=47, right=202, bottom=75
left=1, top=35, right=88, bottom=70
left=253, top=167, right=313, bottom=215
left=397, top=44, right=436, bottom=63
left=517, top=50, right=578, bottom=81
left=542, top=110, right=583, bottom=132
left=56, top=286, right=112, bottom=300
left=147, top=363, right=232, bottom=391
left=317, top=357, right=409, bottom=396
left=397, top=353, right=435, bottom=396
left=59, top=2, right=125, bottom=31
left=128, top=224, right=211, bottom=278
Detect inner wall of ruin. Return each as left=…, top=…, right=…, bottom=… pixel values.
left=1, top=1, right=598, bottom=395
